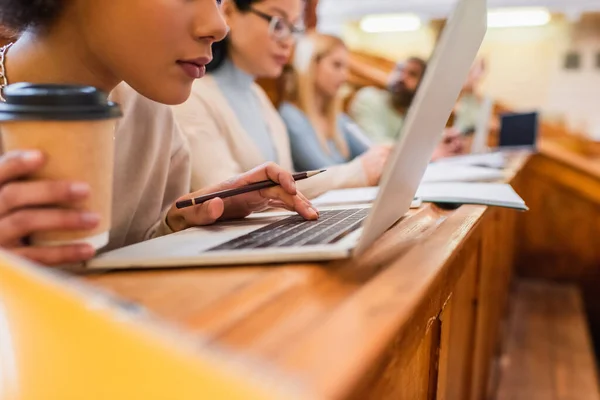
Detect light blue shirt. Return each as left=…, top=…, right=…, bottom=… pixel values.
left=349, top=86, right=405, bottom=144
left=211, top=59, right=278, bottom=162
left=279, top=102, right=369, bottom=172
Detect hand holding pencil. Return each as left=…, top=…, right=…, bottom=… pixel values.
left=164, top=163, right=323, bottom=233
left=175, top=169, right=325, bottom=209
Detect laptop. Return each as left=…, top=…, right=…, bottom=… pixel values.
left=88, top=0, right=487, bottom=269
left=498, top=111, right=539, bottom=150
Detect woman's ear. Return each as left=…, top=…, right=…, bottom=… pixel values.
left=220, top=0, right=237, bottom=22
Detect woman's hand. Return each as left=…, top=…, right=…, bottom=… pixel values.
left=166, top=162, right=319, bottom=232
left=360, top=145, right=392, bottom=186
left=0, top=151, right=99, bottom=265
left=431, top=128, right=465, bottom=161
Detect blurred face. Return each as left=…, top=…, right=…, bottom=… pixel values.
left=314, top=45, right=348, bottom=99
left=73, top=0, right=228, bottom=104
left=389, top=59, right=425, bottom=109
left=224, top=0, right=303, bottom=78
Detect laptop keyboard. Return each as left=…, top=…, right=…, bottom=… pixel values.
left=208, top=208, right=369, bottom=251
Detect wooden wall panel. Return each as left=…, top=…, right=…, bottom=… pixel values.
left=471, top=207, right=520, bottom=400
left=514, top=150, right=600, bottom=358
left=437, top=249, right=479, bottom=400
left=496, top=281, right=600, bottom=400
left=366, top=321, right=440, bottom=400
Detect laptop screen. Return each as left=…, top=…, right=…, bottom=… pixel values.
left=499, top=112, right=539, bottom=148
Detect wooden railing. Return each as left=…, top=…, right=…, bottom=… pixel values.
left=347, top=50, right=396, bottom=89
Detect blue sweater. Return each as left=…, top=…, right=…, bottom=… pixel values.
left=279, top=102, right=370, bottom=172
left=211, top=59, right=278, bottom=162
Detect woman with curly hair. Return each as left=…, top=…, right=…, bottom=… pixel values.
left=0, top=0, right=317, bottom=266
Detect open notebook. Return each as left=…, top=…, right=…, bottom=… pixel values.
left=416, top=182, right=527, bottom=210
left=313, top=183, right=527, bottom=211
left=423, top=164, right=504, bottom=183
left=434, top=151, right=507, bottom=169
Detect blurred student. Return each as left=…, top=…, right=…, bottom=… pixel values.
left=279, top=33, right=391, bottom=178
left=454, top=58, right=490, bottom=135
left=350, top=57, right=426, bottom=144
left=172, top=0, right=383, bottom=198
left=350, top=56, right=465, bottom=160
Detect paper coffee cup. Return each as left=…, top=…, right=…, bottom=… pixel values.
left=0, top=83, right=122, bottom=249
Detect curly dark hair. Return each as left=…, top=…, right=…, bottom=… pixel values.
left=0, top=0, right=64, bottom=32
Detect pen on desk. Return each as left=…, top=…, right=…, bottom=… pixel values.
left=175, top=169, right=327, bottom=209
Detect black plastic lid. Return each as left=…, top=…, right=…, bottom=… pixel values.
left=0, top=83, right=122, bottom=121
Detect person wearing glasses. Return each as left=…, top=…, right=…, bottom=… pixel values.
left=172, top=0, right=372, bottom=198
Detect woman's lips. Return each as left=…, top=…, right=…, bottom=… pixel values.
left=273, top=55, right=289, bottom=66
left=177, top=57, right=211, bottom=79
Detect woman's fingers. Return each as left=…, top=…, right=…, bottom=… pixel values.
left=0, top=150, right=44, bottom=185
left=0, top=209, right=100, bottom=245
left=168, top=162, right=319, bottom=231
left=12, top=244, right=96, bottom=266
left=242, top=162, right=297, bottom=195
left=259, top=187, right=317, bottom=220
left=297, top=191, right=319, bottom=216
left=0, top=180, right=90, bottom=216
left=263, top=162, right=297, bottom=195
left=267, top=200, right=295, bottom=212
left=169, top=198, right=225, bottom=230
left=0, top=151, right=101, bottom=266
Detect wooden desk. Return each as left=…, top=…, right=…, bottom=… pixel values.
left=513, top=138, right=600, bottom=357
left=83, top=154, right=530, bottom=399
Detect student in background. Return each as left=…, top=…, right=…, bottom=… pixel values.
left=350, top=57, right=426, bottom=144
left=432, top=127, right=465, bottom=160
left=454, top=58, right=490, bottom=135
left=350, top=56, right=465, bottom=160
left=172, top=0, right=379, bottom=198
left=279, top=33, right=391, bottom=176
left=0, top=0, right=316, bottom=266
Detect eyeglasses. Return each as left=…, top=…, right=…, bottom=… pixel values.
left=249, top=8, right=305, bottom=42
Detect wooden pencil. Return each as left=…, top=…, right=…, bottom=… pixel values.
left=175, top=169, right=326, bottom=209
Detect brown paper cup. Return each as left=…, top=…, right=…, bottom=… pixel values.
left=1, top=120, right=116, bottom=249
left=0, top=83, right=122, bottom=250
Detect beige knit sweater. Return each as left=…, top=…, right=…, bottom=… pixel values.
left=172, top=76, right=368, bottom=199
left=106, top=83, right=189, bottom=251
left=0, top=83, right=189, bottom=253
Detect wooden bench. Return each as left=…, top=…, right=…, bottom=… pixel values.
left=495, top=280, right=600, bottom=400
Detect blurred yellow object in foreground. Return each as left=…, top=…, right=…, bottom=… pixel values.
left=0, top=251, right=294, bottom=400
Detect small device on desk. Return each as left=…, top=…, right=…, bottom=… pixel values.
left=434, top=202, right=463, bottom=210
left=499, top=112, right=539, bottom=150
